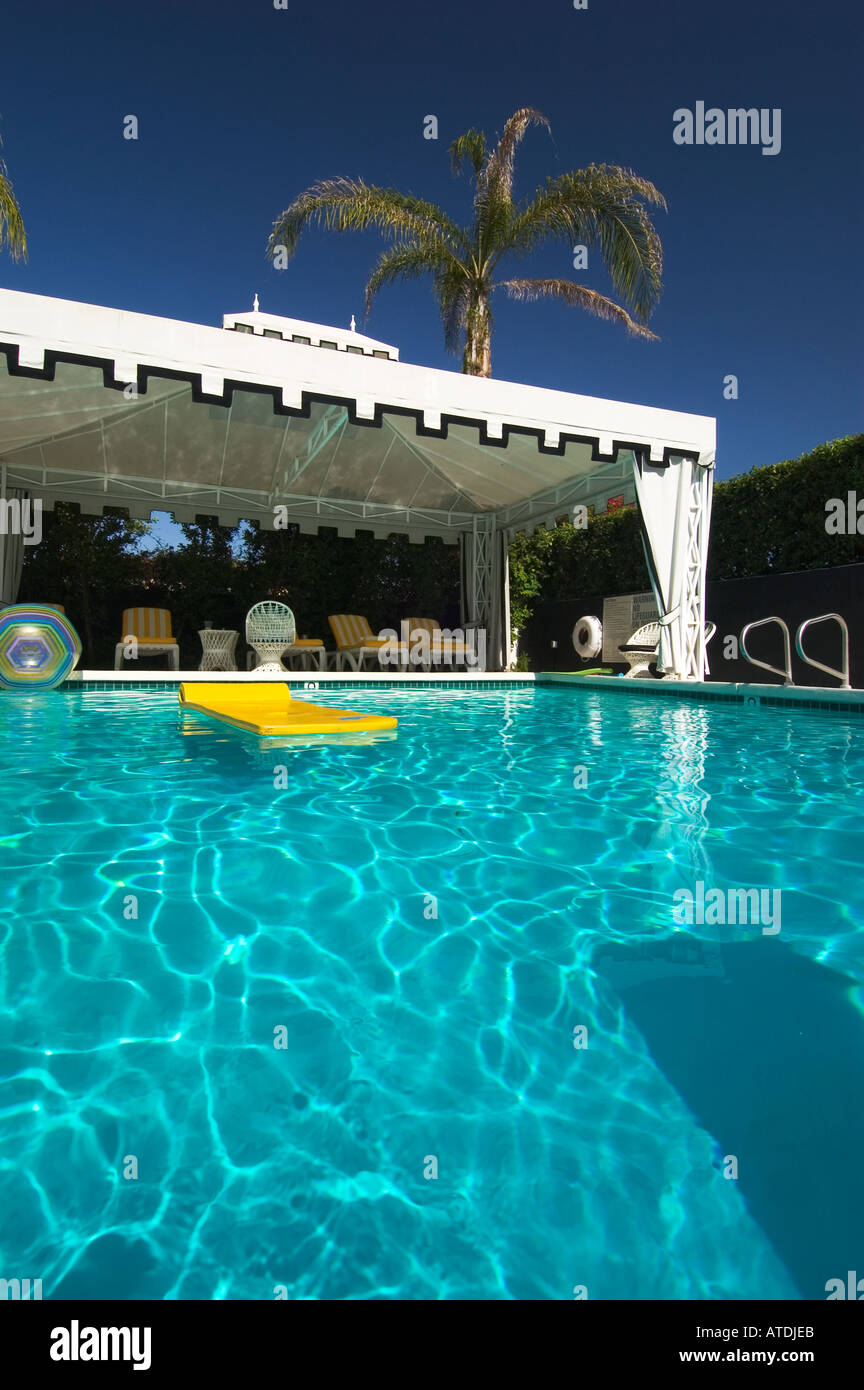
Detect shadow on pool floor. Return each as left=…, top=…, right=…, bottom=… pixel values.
left=593, top=935, right=864, bottom=1300
left=52, top=1234, right=164, bottom=1300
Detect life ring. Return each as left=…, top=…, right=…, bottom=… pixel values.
left=572, top=615, right=602, bottom=661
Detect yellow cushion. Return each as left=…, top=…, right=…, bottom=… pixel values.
left=122, top=607, right=175, bottom=642
left=329, top=614, right=377, bottom=649
left=406, top=618, right=469, bottom=652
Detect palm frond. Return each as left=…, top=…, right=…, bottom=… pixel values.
left=449, top=128, right=487, bottom=178
left=265, top=109, right=668, bottom=373
left=0, top=156, right=26, bottom=261
left=498, top=277, right=660, bottom=340
left=471, top=108, right=550, bottom=273
left=267, top=177, right=464, bottom=263
left=507, top=165, right=666, bottom=319
left=483, top=107, right=550, bottom=207
left=364, top=240, right=460, bottom=318
left=434, top=264, right=473, bottom=355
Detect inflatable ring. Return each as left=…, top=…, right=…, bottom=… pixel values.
left=572, top=615, right=603, bottom=661
left=0, top=605, right=82, bottom=690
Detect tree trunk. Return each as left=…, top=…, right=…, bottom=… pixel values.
left=461, top=293, right=492, bottom=377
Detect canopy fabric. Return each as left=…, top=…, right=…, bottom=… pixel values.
left=0, top=288, right=715, bottom=536
left=0, top=359, right=646, bottom=536
left=0, top=289, right=717, bottom=674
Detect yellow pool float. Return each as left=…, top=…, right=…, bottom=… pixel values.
left=178, top=682, right=397, bottom=736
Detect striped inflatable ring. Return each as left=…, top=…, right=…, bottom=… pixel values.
left=0, top=605, right=82, bottom=690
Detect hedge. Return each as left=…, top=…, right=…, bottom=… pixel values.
left=508, top=434, right=864, bottom=632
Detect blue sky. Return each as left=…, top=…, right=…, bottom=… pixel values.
left=1, top=0, right=861, bottom=536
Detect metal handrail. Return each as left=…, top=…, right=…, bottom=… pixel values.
left=739, top=616, right=793, bottom=685
left=795, top=613, right=850, bottom=689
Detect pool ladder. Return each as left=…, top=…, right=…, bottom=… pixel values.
left=739, top=613, right=850, bottom=689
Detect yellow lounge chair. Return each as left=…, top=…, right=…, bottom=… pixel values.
left=405, top=618, right=474, bottom=670
left=328, top=614, right=397, bottom=671
left=178, top=682, right=397, bottom=736
left=115, top=608, right=179, bottom=670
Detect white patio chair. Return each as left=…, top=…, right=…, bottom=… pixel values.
left=619, top=620, right=717, bottom=678
left=246, top=601, right=296, bottom=672
left=618, top=622, right=660, bottom=678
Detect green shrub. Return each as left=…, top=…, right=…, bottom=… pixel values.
left=508, top=434, right=864, bottom=630
left=708, top=435, right=864, bottom=578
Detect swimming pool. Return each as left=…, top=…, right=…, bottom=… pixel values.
left=1, top=685, right=862, bottom=1300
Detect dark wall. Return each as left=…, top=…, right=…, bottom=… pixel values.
left=522, top=591, right=620, bottom=674
left=520, top=563, right=864, bottom=687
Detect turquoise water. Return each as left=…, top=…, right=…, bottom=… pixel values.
left=1, top=685, right=863, bottom=1300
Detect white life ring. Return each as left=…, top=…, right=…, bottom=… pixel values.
left=572, top=615, right=602, bottom=660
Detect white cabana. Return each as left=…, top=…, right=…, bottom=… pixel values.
left=0, top=288, right=716, bottom=675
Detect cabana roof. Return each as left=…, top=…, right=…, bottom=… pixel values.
left=0, top=289, right=715, bottom=541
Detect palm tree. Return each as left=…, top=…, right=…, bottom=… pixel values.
left=267, top=107, right=666, bottom=378
left=0, top=131, right=26, bottom=260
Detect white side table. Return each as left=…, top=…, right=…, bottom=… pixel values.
left=198, top=629, right=239, bottom=671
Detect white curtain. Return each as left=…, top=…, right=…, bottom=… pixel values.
left=632, top=453, right=694, bottom=677
left=695, top=460, right=714, bottom=677
left=0, top=485, right=27, bottom=605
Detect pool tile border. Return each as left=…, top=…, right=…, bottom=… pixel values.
left=537, top=672, right=864, bottom=714
left=66, top=678, right=533, bottom=693
left=57, top=670, right=864, bottom=714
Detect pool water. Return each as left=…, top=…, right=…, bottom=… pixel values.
left=0, top=685, right=862, bottom=1300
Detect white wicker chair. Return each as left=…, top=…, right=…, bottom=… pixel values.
left=619, top=622, right=661, bottom=678
left=619, top=620, right=717, bottom=678
left=246, top=601, right=296, bottom=672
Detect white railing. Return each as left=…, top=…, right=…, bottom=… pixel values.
left=795, top=613, right=850, bottom=689
left=739, top=616, right=793, bottom=685
left=740, top=613, right=852, bottom=688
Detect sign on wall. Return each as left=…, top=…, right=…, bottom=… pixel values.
left=602, top=591, right=658, bottom=663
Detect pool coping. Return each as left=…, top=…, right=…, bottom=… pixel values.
left=63, top=670, right=536, bottom=691
left=54, top=668, right=864, bottom=713
left=537, top=672, right=864, bottom=714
